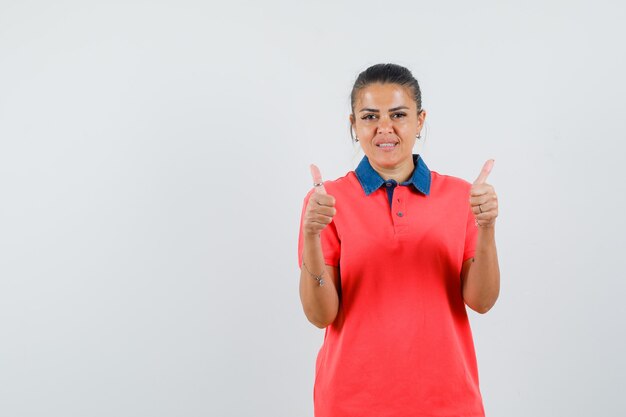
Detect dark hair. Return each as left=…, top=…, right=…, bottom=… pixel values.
left=349, top=63, right=422, bottom=142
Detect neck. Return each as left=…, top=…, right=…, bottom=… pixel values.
left=370, top=157, right=415, bottom=183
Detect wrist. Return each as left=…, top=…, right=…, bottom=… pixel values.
left=477, top=224, right=496, bottom=241
left=304, top=232, right=322, bottom=242
left=302, top=260, right=326, bottom=286
left=475, top=219, right=496, bottom=229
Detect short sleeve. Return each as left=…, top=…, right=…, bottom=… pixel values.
left=297, top=189, right=341, bottom=268
left=463, top=197, right=478, bottom=262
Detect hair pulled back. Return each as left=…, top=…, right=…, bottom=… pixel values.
left=349, top=63, right=422, bottom=143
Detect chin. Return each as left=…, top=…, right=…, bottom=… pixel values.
left=370, top=152, right=411, bottom=168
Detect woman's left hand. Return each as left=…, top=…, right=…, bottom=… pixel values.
left=470, top=159, right=498, bottom=228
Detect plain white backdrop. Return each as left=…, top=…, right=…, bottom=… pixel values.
left=1, top=1, right=625, bottom=416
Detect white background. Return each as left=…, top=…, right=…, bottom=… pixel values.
left=1, top=1, right=625, bottom=416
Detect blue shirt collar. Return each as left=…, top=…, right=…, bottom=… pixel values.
left=355, top=154, right=431, bottom=196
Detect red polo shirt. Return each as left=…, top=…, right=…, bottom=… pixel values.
left=298, top=155, right=485, bottom=417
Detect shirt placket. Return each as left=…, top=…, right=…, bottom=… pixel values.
left=391, top=186, right=408, bottom=235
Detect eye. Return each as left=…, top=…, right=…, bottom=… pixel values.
left=361, top=114, right=377, bottom=120
left=392, top=112, right=407, bottom=119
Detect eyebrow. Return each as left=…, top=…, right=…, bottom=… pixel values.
left=359, top=106, right=410, bottom=112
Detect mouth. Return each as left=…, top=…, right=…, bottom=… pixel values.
left=376, top=142, right=399, bottom=149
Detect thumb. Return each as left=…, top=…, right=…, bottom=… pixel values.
left=473, top=159, right=495, bottom=185
left=310, top=164, right=327, bottom=194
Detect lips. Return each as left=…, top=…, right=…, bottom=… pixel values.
left=375, top=138, right=399, bottom=148
left=377, top=143, right=397, bottom=148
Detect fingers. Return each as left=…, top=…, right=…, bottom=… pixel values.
left=471, top=200, right=498, bottom=215
left=472, top=206, right=498, bottom=226
left=473, top=159, right=494, bottom=185
left=469, top=191, right=497, bottom=206
left=308, top=194, right=336, bottom=221
left=470, top=160, right=497, bottom=227
left=309, top=212, right=335, bottom=226
left=304, top=165, right=336, bottom=236
left=310, top=164, right=327, bottom=194
left=470, top=183, right=493, bottom=197
left=311, top=199, right=336, bottom=216
left=303, top=195, right=336, bottom=236
left=313, top=193, right=335, bottom=205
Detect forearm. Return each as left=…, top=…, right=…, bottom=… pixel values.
left=299, top=234, right=339, bottom=328
left=463, top=226, right=500, bottom=313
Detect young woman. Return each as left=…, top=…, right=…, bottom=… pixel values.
left=298, top=63, right=500, bottom=417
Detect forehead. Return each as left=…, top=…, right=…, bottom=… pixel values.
left=356, top=83, right=415, bottom=109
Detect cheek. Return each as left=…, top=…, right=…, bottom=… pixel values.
left=355, top=124, right=377, bottom=138
left=399, top=123, right=419, bottom=136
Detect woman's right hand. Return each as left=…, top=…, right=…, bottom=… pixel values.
left=303, top=164, right=337, bottom=237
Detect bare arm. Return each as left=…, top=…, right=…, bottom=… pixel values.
left=299, top=164, right=340, bottom=328
left=461, top=226, right=500, bottom=314
left=462, top=159, right=500, bottom=314
left=299, top=234, right=340, bottom=328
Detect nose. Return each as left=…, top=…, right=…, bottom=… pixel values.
left=377, top=116, right=393, bottom=134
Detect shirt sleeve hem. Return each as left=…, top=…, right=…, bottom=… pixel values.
left=462, top=250, right=476, bottom=262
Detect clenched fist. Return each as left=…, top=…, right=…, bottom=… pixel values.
left=303, top=164, right=337, bottom=237
left=470, top=159, right=499, bottom=228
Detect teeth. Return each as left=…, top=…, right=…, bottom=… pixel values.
left=378, top=143, right=396, bottom=147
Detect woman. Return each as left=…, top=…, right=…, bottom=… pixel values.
left=297, top=63, right=500, bottom=417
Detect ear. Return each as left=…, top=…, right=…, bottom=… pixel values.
left=417, top=109, right=427, bottom=132
left=349, top=113, right=355, bottom=127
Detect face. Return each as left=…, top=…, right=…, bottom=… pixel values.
left=350, top=83, right=426, bottom=172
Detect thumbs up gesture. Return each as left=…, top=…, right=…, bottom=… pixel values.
left=303, top=164, right=337, bottom=237
left=470, top=159, right=498, bottom=228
